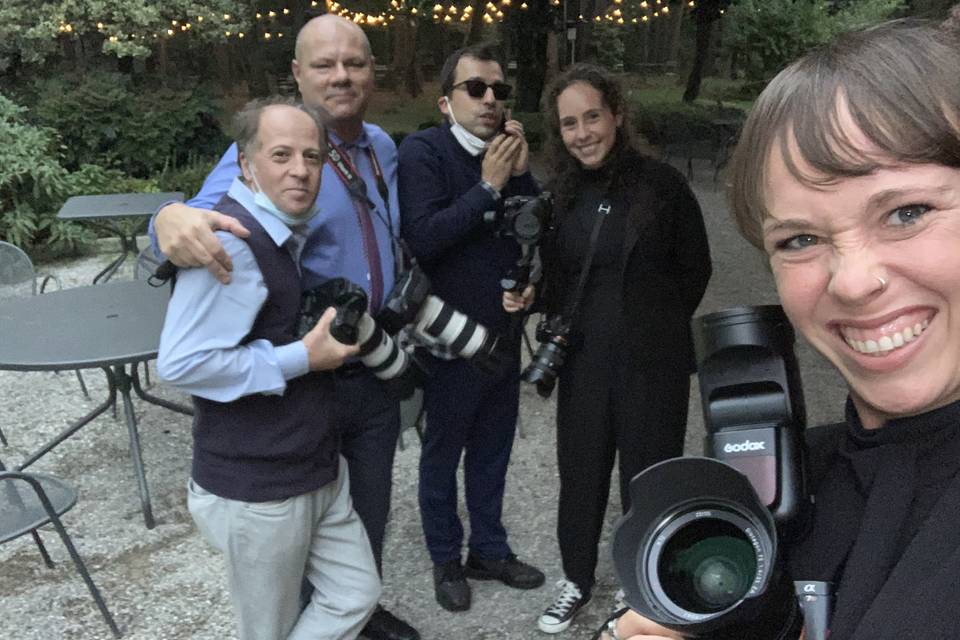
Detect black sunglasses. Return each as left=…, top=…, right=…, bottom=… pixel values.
left=453, top=78, right=513, bottom=101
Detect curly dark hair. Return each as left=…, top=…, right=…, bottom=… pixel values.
left=543, top=63, right=638, bottom=209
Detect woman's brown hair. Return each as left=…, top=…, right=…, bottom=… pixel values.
left=729, top=15, right=960, bottom=249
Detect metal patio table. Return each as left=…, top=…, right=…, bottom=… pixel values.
left=0, top=279, right=192, bottom=528
left=57, top=192, right=183, bottom=284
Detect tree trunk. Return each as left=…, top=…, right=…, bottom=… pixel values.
left=158, top=39, right=169, bottom=88
left=391, top=16, right=422, bottom=97
left=465, top=0, right=486, bottom=45
left=576, top=0, right=598, bottom=62
left=668, top=1, right=685, bottom=67
left=512, top=1, right=551, bottom=112
left=682, top=10, right=713, bottom=102
left=545, top=29, right=560, bottom=85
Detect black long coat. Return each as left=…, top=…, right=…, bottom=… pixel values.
left=539, top=152, right=713, bottom=375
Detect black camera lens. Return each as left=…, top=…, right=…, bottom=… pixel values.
left=658, top=518, right=758, bottom=614
left=521, top=340, right=566, bottom=397
left=612, top=458, right=778, bottom=634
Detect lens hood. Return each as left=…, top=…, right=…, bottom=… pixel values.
left=612, top=457, right=778, bottom=634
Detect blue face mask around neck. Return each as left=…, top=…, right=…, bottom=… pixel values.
left=444, top=97, right=491, bottom=157
left=249, top=168, right=319, bottom=227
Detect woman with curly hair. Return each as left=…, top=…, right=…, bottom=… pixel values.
left=505, top=63, right=712, bottom=633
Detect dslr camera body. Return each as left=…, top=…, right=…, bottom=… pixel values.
left=611, top=305, right=810, bottom=637
left=484, top=191, right=552, bottom=248
left=487, top=192, right=553, bottom=295
left=298, top=278, right=425, bottom=398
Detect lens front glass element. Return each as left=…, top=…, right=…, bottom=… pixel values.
left=657, top=519, right=757, bottom=614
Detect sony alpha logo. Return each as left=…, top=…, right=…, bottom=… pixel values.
left=723, top=440, right=767, bottom=453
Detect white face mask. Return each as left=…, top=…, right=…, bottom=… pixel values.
left=249, top=166, right=319, bottom=227
left=444, top=97, right=490, bottom=157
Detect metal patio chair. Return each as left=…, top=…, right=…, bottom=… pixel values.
left=0, top=457, right=122, bottom=637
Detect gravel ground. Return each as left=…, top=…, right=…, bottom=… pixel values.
left=0, top=165, right=848, bottom=639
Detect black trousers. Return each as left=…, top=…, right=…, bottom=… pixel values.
left=555, top=350, right=691, bottom=594
left=418, top=355, right=520, bottom=565
left=334, top=370, right=402, bottom=575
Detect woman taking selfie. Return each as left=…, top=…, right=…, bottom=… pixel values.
left=505, top=64, right=712, bottom=633
left=605, top=9, right=960, bottom=640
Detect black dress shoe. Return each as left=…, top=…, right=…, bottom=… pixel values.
left=463, top=553, right=546, bottom=589
left=362, top=605, right=421, bottom=640
left=433, top=560, right=471, bottom=612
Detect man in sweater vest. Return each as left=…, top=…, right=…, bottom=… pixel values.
left=150, top=18, right=418, bottom=638
left=158, top=97, right=380, bottom=640
left=397, top=43, right=544, bottom=613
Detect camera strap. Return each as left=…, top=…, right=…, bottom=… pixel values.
left=327, top=137, right=401, bottom=310
left=563, top=199, right=611, bottom=323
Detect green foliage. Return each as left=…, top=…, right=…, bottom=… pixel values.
left=156, top=155, right=219, bottom=199
left=725, top=0, right=905, bottom=87
left=30, top=72, right=228, bottom=177
left=631, top=99, right=744, bottom=147
left=0, top=93, right=86, bottom=255
left=0, top=1, right=254, bottom=67
left=584, top=23, right=626, bottom=73
left=0, top=93, right=180, bottom=258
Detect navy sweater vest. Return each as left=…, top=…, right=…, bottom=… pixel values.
left=191, top=195, right=338, bottom=502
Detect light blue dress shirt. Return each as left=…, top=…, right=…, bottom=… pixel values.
left=157, top=178, right=310, bottom=402
left=150, top=122, right=401, bottom=312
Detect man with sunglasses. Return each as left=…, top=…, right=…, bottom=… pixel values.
left=397, top=43, right=544, bottom=613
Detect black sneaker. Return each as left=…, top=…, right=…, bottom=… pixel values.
left=464, top=553, right=546, bottom=589
left=433, top=560, right=471, bottom=612
left=537, top=579, right=590, bottom=634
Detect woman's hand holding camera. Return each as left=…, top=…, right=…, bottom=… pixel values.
left=502, top=284, right=535, bottom=313
left=600, top=611, right=684, bottom=640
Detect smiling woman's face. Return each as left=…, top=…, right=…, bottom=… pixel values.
left=762, top=129, right=960, bottom=428
left=556, top=81, right=622, bottom=170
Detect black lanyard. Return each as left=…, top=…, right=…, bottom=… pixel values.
left=564, top=200, right=611, bottom=323
left=326, top=138, right=392, bottom=230
left=326, top=136, right=400, bottom=270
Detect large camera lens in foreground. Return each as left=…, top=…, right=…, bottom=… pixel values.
left=658, top=517, right=757, bottom=613
left=612, top=457, right=778, bottom=634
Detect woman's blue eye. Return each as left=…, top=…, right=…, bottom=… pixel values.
left=887, top=204, right=930, bottom=226
left=776, top=234, right=818, bottom=251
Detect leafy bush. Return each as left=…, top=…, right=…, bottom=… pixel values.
left=30, top=72, right=228, bottom=178
left=0, top=94, right=182, bottom=259
left=725, top=0, right=905, bottom=85
left=0, top=93, right=94, bottom=257
left=631, top=100, right=745, bottom=148
left=156, top=155, right=219, bottom=200
left=585, top=23, right=626, bottom=73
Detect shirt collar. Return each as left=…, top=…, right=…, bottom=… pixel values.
left=227, top=177, right=292, bottom=248
left=328, top=124, right=371, bottom=151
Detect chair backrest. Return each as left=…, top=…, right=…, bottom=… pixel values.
left=0, top=240, right=37, bottom=299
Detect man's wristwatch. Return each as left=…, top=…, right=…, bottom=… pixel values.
left=480, top=179, right=501, bottom=201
